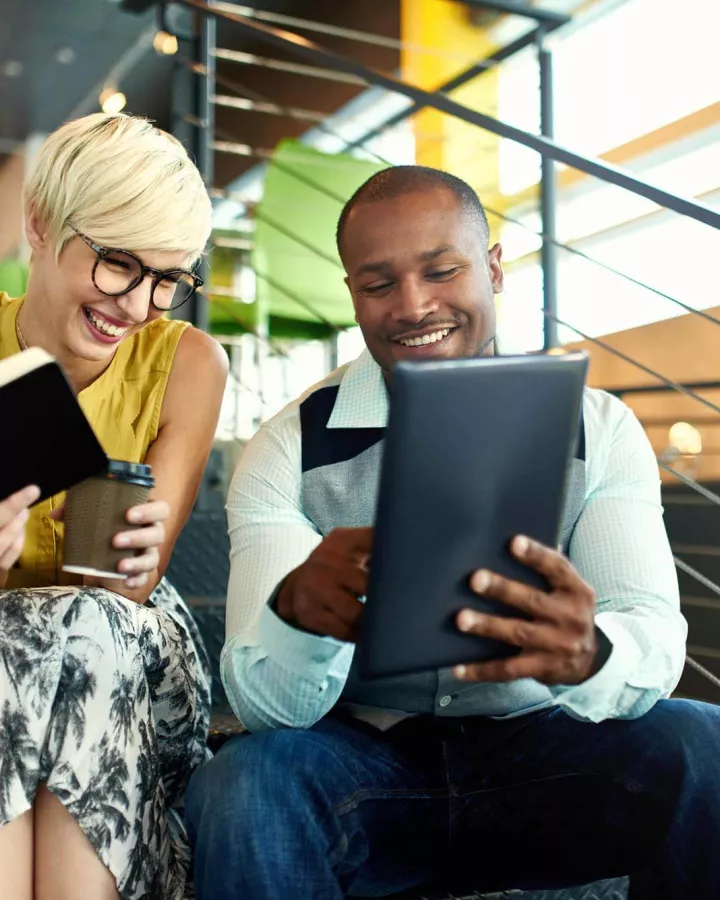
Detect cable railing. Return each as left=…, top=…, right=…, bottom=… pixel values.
left=180, top=0, right=720, bottom=229
left=180, top=0, right=720, bottom=697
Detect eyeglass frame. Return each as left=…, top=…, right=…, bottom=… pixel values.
left=71, top=226, right=204, bottom=312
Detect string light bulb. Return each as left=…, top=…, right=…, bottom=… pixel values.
left=99, top=88, right=127, bottom=115
left=153, top=31, right=179, bottom=55
left=668, top=422, right=702, bottom=456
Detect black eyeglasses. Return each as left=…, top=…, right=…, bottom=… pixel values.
left=72, top=228, right=203, bottom=312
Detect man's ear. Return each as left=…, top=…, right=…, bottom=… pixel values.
left=488, top=243, right=504, bottom=294
left=25, top=207, right=49, bottom=254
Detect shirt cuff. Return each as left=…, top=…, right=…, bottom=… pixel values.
left=258, top=600, right=353, bottom=680
left=550, top=617, right=640, bottom=722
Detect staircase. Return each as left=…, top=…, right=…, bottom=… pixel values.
left=154, top=2, right=719, bottom=898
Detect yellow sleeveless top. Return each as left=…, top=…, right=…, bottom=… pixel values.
left=0, top=293, right=190, bottom=588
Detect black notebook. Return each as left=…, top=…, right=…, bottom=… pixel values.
left=0, top=348, right=108, bottom=503
left=359, top=351, right=588, bottom=679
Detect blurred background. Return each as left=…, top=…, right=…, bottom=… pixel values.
left=1, top=0, right=719, bottom=704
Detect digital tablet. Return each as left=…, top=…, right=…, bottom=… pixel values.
left=358, top=351, right=588, bottom=680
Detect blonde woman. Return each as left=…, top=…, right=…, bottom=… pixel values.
left=0, top=114, right=228, bottom=900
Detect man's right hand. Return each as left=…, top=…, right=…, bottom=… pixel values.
left=0, top=485, right=41, bottom=588
left=275, top=527, right=373, bottom=643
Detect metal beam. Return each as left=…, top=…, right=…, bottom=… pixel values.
left=342, top=28, right=539, bottom=154
left=453, top=0, right=571, bottom=26
left=211, top=1, right=473, bottom=59
left=538, top=29, right=557, bottom=350
left=175, top=10, right=215, bottom=332
left=213, top=48, right=365, bottom=85
left=213, top=94, right=324, bottom=122
left=178, top=0, right=720, bottom=231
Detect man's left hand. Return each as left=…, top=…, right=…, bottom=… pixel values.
left=454, top=535, right=600, bottom=686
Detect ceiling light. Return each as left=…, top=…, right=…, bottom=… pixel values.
left=153, top=31, right=179, bottom=55
left=99, top=88, right=127, bottom=114
left=55, top=47, right=76, bottom=65
left=1, top=61, right=23, bottom=78
left=668, top=422, right=702, bottom=456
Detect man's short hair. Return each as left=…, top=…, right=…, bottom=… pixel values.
left=336, top=165, right=490, bottom=258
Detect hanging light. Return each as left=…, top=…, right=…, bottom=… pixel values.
left=153, top=31, right=179, bottom=55
left=668, top=422, right=702, bottom=456
left=99, top=88, right=127, bottom=115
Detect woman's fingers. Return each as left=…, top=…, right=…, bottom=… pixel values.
left=125, top=500, right=170, bottom=526
left=113, top=522, right=165, bottom=551
left=0, top=486, right=40, bottom=528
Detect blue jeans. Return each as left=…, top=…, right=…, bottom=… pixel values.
left=186, top=700, right=720, bottom=899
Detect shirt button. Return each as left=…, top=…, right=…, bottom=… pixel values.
left=438, top=695, right=453, bottom=708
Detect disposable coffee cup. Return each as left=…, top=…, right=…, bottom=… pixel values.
left=62, top=460, right=155, bottom=580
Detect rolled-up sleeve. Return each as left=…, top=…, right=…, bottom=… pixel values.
left=222, top=411, right=354, bottom=732
left=553, top=397, right=687, bottom=722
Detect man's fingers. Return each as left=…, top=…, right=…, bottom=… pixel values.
left=0, top=486, right=40, bottom=527
left=453, top=651, right=555, bottom=684
left=457, top=609, right=571, bottom=653
left=510, top=536, right=580, bottom=590
left=313, top=609, right=360, bottom=644
left=328, top=527, right=374, bottom=562
left=337, top=562, right=368, bottom=598
left=469, top=568, right=553, bottom=621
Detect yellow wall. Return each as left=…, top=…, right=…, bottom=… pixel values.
left=401, top=0, right=505, bottom=329
left=400, top=0, right=502, bottom=232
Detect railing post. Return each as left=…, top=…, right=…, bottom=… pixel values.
left=537, top=26, right=558, bottom=350
left=196, top=12, right=216, bottom=192
left=174, top=11, right=216, bottom=331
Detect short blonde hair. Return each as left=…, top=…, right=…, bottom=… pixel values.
left=24, top=113, right=212, bottom=264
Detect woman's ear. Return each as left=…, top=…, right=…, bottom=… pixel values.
left=25, top=207, right=49, bottom=255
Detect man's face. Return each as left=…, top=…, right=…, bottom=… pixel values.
left=342, top=187, right=503, bottom=373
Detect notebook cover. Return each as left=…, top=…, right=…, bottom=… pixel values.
left=0, top=356, right=109, bottom=503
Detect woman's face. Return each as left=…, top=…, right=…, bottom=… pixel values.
left=25, top=211, right=194, bottom=363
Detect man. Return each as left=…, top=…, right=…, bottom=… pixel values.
left=187, top=167, right=719, bottom=899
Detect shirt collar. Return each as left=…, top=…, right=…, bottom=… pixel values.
left=327, top=348, right=389, bottom=429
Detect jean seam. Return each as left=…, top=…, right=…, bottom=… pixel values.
left=334, top=785, right=448, bottom=817
left=452, top=769, right=637, bottom=802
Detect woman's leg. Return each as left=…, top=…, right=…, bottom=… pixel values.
left=0, top=583, right=210, bottom=900
left=0, top=811, right=33, bottom=900
left=34, top=785, right=118, bottom=900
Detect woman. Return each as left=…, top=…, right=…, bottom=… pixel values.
left=0, top=113, right=228, bottom=900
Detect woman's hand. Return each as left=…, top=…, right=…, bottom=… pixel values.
left=113, top=498, right=170, bottom=588
left=84, top=499, right=170, bottom=601
left=0, top=485, right=41, bottom=588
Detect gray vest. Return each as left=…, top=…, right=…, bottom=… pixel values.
left=299, top=384, right=587, bottom=719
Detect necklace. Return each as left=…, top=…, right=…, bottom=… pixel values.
left=15, top=314, right=28, bottom=350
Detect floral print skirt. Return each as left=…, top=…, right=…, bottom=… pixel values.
left=0, top=580, right=211, bottom=900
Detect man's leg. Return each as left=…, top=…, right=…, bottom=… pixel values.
left=441, top=699, right=720, bottom=898
left=186, top=715, right=449, bottom=900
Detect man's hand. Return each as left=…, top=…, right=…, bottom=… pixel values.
left=454, top=535, right=600, bottom=685
left=276, top=527, right=372, bottom=643
left=0, top=485, right=41, bottom=588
